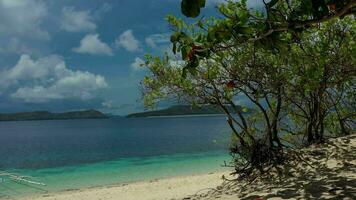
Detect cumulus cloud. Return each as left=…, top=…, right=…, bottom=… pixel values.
left=0, top=38, right=40, bottom=55
left=115, top=30, right=141, bottom=52
left=145, top=33, right=170, bottom=48
left=130, top=57, right=145, bottom=71
left=60, top=7, right=97, bottom=32
left=0, top=0, right=49, bottom=40
left=73, top=34, right=113, bottom=56
left=0, top=54, right=108, bottom=103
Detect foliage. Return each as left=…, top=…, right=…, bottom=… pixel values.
left=181, top=0, right=206, bottom=18
left=177, top=0, right=356, bottom=76
left=142, top=0, right=356, bottom=176
left=284, top=17, right=356, bottom=143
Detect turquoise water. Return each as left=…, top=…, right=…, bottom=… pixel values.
left=1, top=151, right=230, bottom=198
left=0, top=116, right=232, bottom=198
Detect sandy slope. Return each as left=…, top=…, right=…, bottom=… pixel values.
left=190, top=134, right=356, bottom=200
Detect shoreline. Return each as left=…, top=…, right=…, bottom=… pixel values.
left=7, top=135, right=356, bottom=200
left=1, top=151, right=231, bottom=200
left=15, top=170, right=231, bottom=200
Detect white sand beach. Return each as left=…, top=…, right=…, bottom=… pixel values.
left=17, top=171, right=230, bottom=200
left=15, top=134, right=356, bottom=200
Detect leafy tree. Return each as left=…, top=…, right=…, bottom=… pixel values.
left=142, top=42, right=288, bottom=174
left=181, top=0, right=355, bottom=33
left=284, top=17, right=356, bottom=143
left=141, top=0, right=355, bottom=176
left=182, top=0, right=356, bottom=18
left=177, top=0, right=356, bottom=75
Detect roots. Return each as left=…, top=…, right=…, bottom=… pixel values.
left=229, top=139, right=287, bottom=180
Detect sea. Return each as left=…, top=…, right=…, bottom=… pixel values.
left=0, top=116, right=232, bottom=198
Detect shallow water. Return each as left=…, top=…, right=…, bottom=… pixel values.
left=0, top=116, right=232, bottom=198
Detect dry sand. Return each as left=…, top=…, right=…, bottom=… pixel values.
left=191, top=134, right=356, bottom=200
left=17, top=171, right=230, bottom=200
left=16, top=134, right=356, bottom=200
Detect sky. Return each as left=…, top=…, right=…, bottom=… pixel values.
left=0, top=0, right=262, bottom=115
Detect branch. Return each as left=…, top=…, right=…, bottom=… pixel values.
left=258, top=0, right=356, bottom=40
left=217, top=0, right=356, bottom=50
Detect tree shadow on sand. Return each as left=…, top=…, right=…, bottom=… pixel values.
left=189, top=135, right=356, bottom=200
left=240, top=135, right=356, bottom=200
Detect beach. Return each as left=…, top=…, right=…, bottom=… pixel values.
left=1, top=118, right=354, bottom=200
left=17, top=171, right=229, bottom=200
left=0, top=117, right=231, bottom=199
left=16, top=134, right=356, bottom=200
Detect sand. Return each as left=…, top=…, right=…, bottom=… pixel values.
left=191, top=134, right=356, bottom=200
left=15, top=134, right=356, bottom=200
left=16, top=171, right=230, bottom=200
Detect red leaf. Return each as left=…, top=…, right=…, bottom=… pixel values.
left=188, top=50, right=194, bottom=61
left=226, top=80, right=235, bottom=89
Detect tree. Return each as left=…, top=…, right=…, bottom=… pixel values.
left=142, top=41, right=289, bottom=175
left=284, top=16, right=356, bottom=143
left=181, top=0, right=356, bottom=33
left=176, top=0, right=356, bottom=76
left=141, top=0, right=355, bottom=176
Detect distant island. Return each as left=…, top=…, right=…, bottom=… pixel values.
left=127, top=105, right=249, bottom=118
left=0, top=109, right=108, bottom=122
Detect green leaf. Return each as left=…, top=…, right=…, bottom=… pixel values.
left=242, top=107, right=248, bottom=113
left=197, top=20, right=204, bottom=29
left=196, top=48, right=209, bottom=58
left=181, top=0, right=206, bottom=18
left=207, top=28, right=216, bottom=42
left=267, top=0, right=279, bottom=8
left=182, top=57, right=199, bottom=78
left=182, top=67, right=188, bottom=78
left=172, top=43, right=177, bottom=54
left=186, top=57, right=199, bottom=69
left=181, top=46, right=189, bottom=60
left=170, top=32, right=181, bottom=43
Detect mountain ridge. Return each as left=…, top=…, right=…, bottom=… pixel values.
left=127, top=105, right=249, bottom=118
left=0, top=109, right=108, bottom=122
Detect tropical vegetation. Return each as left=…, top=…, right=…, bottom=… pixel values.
left=142, top=0, right=355, bottom=177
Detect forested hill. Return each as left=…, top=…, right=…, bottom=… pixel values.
left=0, top=109, right=108, bottom=121
left=127, top=105, right=249, bottom=118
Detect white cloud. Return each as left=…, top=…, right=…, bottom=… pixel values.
left=130, top=57, right=145, bottom=71
left=0, top=54, right=108, bottom=103
left=0, top=0, right=49, bottom=40
left=73, top=34, right=113, bottom=56
left=145, top=33, right=170, bottom=48
left=115, top=30, right=141, bottom=52
left=102, top=100, right=113, bottom=108
left=93, top=3, right=113, bottom=19
left=0, top=38, right=39, bottom=55
left=60, top=7, right=96, bottom=32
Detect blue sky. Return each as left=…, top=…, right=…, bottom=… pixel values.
left=0, top=0, right=262, bottom=115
